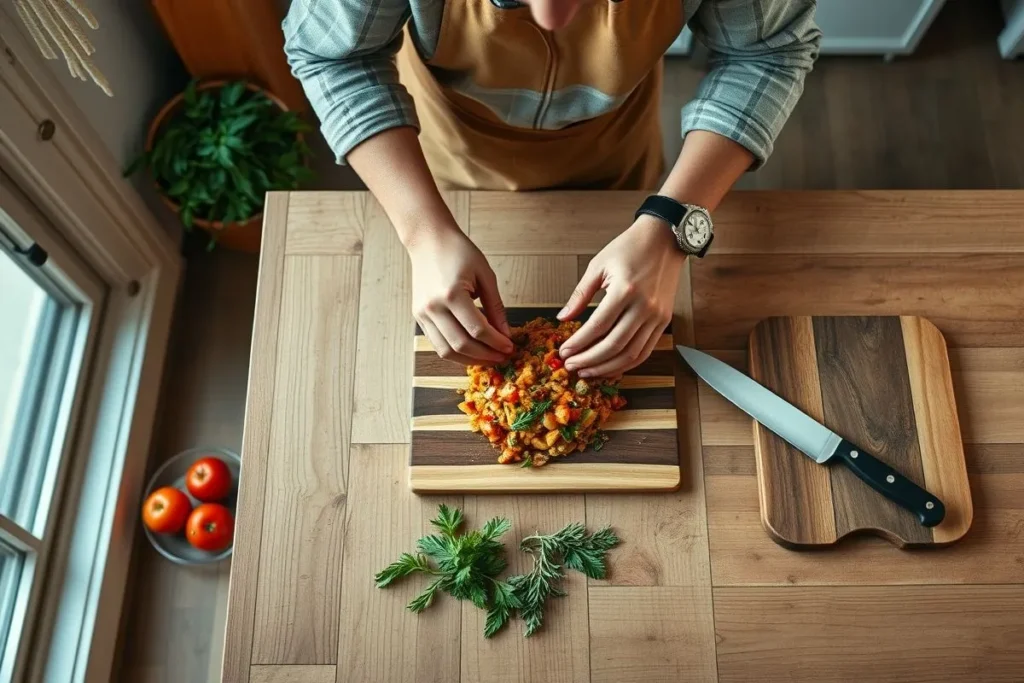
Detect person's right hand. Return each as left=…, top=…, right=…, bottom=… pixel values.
left=409, top=225, right=513, bottom=365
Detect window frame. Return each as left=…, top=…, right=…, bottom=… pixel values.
left=1, top=13, right=183, bottom=683
left=0, top=175, right=107, bottom=683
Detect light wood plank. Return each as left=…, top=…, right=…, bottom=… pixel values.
left=223, top=194, right=290, bottom=683
left=902, top=317, right=973, bottom=543
left=441, top=190, right=471, bottom=228
left=704, top=447, right=1024, bottom=586
left=411, top=409, right=677, bottom=431
left=470, top=192, right=1024, bottom=256
left=251, top=255, right=360, bottom=664
left=250, top=665, right=335, bottom=683
left=460, top=496, right=590, bottom=683
left=589, top=586, right=718, bottom=683
left=586, top=259, right=714, bottom=597
left=952, top=347, right=1024, bottom=444
left=352, top=197, right=413, bottom=443
left=489, top=254, right=579, bottom=306
left=284, top=192, right=365, bottom=255
left=692, top=254, right=1024, bottom=349
left=714, top=585, right=1024, bottom=682
left=337, top=446, right=460, bottom=683
left=410, top=463, right=681, bottom=493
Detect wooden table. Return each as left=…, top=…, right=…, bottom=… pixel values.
left=222, top=191, right=1024, bottom=683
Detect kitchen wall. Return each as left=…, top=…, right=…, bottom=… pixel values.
left=12, top=0, right=187, bottom=168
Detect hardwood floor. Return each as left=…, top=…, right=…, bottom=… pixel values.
left=115, top=1, right=1024, bottom=681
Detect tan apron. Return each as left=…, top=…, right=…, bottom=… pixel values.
left=396, top=0, right=684, bottom=190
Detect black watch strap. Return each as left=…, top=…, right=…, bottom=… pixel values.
left=634, top=195, right=687, bottom=229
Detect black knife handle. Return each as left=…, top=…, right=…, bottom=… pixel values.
left=833, top=439, right=945, bottom=527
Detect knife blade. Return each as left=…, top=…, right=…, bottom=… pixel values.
left=676, top=345, right=945, bottom=528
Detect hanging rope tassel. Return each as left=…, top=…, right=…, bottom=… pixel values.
left=13, top=0, right=113, bottom=96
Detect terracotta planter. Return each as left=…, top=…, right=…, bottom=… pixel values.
left=145, top=80, right=292, bottom=253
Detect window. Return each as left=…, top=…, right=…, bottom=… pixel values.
left=0, top=183, right=103, bottom=683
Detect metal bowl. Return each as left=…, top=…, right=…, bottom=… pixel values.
left=142, top=446, right=240, bottom=565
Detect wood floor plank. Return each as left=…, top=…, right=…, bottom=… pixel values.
left=250, top=255, right=360, bottom=664
left=222, top=195, right=289, bottom=683
left=703, top=446, right=1024, bottom=586
left=250, top=665, right=336, bottom=683
left=692, top=254, right=1024, bottom=350
left=460, top=496, right=590, bottom=683
left=589, top=586, right=718, bottom=683
left=284, top=192, right=365, bottom=255
left=337, top=446, right=461, bottom=683
left=351, top=197, right=413, bottom=444
left=714, top=585, right=1024, bottom=682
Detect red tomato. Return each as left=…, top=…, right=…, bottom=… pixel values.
left=546, top=357, right=564, bottom=370
left=142, top=486, right=192, bottom=534
left=185, top=503, right=234, bottom=552
left=185, top=456, right=233, bottom=502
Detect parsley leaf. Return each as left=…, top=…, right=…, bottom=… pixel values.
left=510, top=400, right=552, bottom=430
left=600, top=384, right=619, bottom=396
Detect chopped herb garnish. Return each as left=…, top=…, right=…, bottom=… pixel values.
left=560, top=424, right=578, bottom=443
left=600, top=385, right=619, bottom=396
left=510, top=400, right=552, bottom=430
left=533, top=346, right=547, bottom=355
left=499, top=363, right=517, bottom=380
left=520, top=455, right=533, bottom=468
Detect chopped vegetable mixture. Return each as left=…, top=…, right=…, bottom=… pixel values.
left=457, top=318, right=627, bottom=467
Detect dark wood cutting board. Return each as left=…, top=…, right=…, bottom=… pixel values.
left=409, top=306, right=682, bottom=493
left=748, top=316, right=973, bottom=548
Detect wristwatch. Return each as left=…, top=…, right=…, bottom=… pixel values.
left=635, top=195, right=714, bottom=257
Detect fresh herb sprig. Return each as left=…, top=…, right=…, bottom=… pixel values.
left=376, top=506, right=620, bottom=639
left=510, top=399, right=552, bottom=430
left=500, top=523, right=620, bottom=637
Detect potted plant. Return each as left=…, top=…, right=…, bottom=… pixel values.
left=126, top=79, right=313, bottom=252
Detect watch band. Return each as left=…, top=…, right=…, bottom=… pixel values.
left=634, top=194, right=687, bottom=230
left=635, top=195, right=714, bottom=258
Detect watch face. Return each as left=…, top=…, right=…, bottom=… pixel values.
left=682, top=210, right=712, bottom=249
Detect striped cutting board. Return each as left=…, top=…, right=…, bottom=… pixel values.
left=409, top=306, right=682, bottom=493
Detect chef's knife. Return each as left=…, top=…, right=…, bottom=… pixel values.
left=676, top=345, right=945, bottom=527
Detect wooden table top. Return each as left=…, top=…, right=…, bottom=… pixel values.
left=222, top=190, right=1024, bottom=683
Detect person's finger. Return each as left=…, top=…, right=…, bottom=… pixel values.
left=419, top=316, right=476, bottom=366
left=581, top=319, right=661, bottom=378
left=557, top=265, right=602, bottom=322
left=434, top=311, right=508, bottom=364
left=475, top=270, right=512, bottom=339
left=560, top=286, right=629, bottom=359
left=563, top=304, right=644, bottom=372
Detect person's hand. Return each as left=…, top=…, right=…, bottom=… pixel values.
left=558, top=216, right=684, bottom=377
left=409, top=225, right=513, bottom=365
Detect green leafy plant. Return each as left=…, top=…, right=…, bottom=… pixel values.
left=125, top=80, right=313, bottom=243
left=375, top=504, right=620, bottom=639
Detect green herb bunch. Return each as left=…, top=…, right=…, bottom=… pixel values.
left=126, top=80, right=313, bottom=236
left=375, top=504, right=620, bottom=639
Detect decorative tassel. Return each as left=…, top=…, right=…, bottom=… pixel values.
left=13, top=0, right=112, bottom=96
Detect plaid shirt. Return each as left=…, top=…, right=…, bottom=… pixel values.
left=283, top=1, right=820, bottom=168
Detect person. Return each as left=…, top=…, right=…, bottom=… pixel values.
left=283, top=0, right=820, bottom=377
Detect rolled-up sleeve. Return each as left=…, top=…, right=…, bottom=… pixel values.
left=683, top=0, right=821, bottom=168
left=283, top=0, right=418, bottom=163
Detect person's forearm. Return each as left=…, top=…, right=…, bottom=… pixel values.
left=347, top=127, right=459, bottom=248
left=659, top=130, right=754, bottom=211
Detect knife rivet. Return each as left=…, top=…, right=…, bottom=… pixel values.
left=850, top=450, right=859, bottom=459
left=886, top=474, right=895, bottom=484
left=926, top=501, right=935, bottom=510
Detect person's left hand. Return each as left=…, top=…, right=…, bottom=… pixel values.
left=557, top=215, right=685, bottom=378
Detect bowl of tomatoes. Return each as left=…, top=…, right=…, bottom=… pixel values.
left=141, top=447, right=240, bottom=565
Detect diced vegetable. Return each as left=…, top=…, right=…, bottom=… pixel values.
left=600, top=384, right=619, bottom=396
left=546, top=357, right=563, bottom=370
left=545, top=430, right=561, bottom=448
left=574, top=379, right=590, bottom=395
left=457, top=401, right=477, bottom=415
